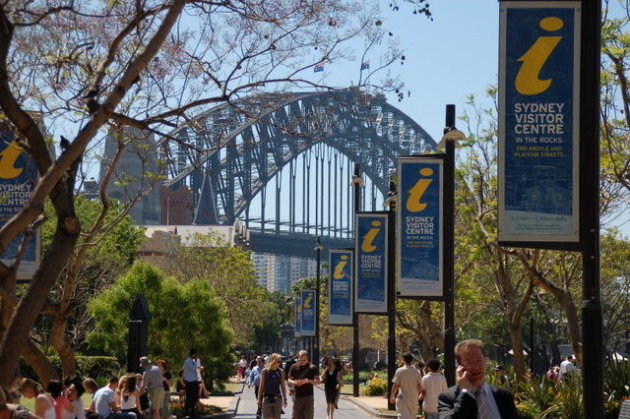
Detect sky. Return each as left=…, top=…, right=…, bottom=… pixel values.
left=311, top=0, right=501, bottom=142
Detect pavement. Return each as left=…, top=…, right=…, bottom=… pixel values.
left=200, top=382, right=398, bottom=418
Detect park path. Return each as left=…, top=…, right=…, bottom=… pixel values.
left=234, top=384, right=376, bottom=419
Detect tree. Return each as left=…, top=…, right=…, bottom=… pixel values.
left=35, top=196, right=145, bottom=382
left=0, top=0, right=434, bottom=384
left=87, top=261, right=233, bottom=377
left=158, top=232, right=269, bottom=345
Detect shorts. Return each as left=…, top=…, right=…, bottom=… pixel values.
left=149, top=387, right=165, bottom=411
left=262, top=395, right=282, bottom=418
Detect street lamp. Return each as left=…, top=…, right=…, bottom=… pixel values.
left=314, top=237, right=324, bottom=367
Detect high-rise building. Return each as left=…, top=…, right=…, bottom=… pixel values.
left=252, top=253, right=317, bottom=294
left=100, top=127, right=161, bottom=225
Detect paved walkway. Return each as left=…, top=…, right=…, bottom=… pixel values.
left=233, top=384, right=387, bottom=419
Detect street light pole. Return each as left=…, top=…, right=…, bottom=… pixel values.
left=314, top=237, right=323, bottom=367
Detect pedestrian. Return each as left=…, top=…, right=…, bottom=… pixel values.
left=320, top=357, right=342, bottom=419
left=248, top=356, right=265, bottom=419
left=559, top=355, right=580, bottom=381
left=19, top=378, right=55, bottom=419
left=182, top=349, right=201, bottom=418
left=47, top=380, right=74, bottom=419
left=438, top=339, right=518, bottom=418
left=119, top=375, right=141, bottom=418
left=89, top=377, right=134, bottom=419
left=493, top=365, right=510, bottom=389
left=420, top=359, right=447, bottom=419
left=257, top=353, right=287, bottom=419
left=287, top=350, right=320, bottom=419
left=156, top=360, right=172, bottom=419
left=389, top=353, right=421, bottom=419
left=176, top=370, right=186, bottom=404
left=140, top=357, right=164, bottom=419
left=0, top=386, right=39, bottom=419
left=63, top=379, right=86, bottom=419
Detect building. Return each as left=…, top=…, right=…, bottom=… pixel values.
left=100, top=127, right=161, bottom=225
left=136, top=222, right=250, bottom=270
left=252, top=253, right=317, bottom=294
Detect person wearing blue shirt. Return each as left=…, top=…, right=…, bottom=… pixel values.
left=247, top=357, right=265, bottom=419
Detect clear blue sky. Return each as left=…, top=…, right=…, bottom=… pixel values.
left=310, top=0, right=501, bottom=140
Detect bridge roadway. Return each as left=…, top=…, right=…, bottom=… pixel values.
left=235, top=384, right=377, bottom=419
left=250, top=231, right=353, bottom=258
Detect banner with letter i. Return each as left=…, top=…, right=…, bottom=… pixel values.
left=397, top=156, right=443, bottom=298
left=0, top=129, right=40, bottom=280
left=328, top=249, right=353, bottom=325
left=300, top=289, right=316, bottom=337
left=498, top=1, right=580, bottom=246
left=355, top=213, right=388, bottom=313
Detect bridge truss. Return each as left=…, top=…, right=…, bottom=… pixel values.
left=159, top=89, right=437, bottom=255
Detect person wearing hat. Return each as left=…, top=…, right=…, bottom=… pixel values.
left=140, top=357, right=164, bottom=419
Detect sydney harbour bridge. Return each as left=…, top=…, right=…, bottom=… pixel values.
left=158, top=88, right=437, bottom=257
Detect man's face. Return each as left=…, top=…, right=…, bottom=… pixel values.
left=297, top=353, right=309, bottom=366
left=458, top=346, right=486, bottom=387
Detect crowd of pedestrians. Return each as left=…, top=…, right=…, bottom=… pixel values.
left=0, top=353, right=204, bottom=419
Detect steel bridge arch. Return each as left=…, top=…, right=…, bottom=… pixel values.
left=159, top=88, right=437, bottom=227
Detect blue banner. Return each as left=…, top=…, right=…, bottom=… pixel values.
left=294, top=293, right=302, bottom=337
left=0, top=129, right=40, bottom=279
left=328, top=249, right=353, bottom=325
left=499, top=2, right=580, bottom=243
left=355, top=213, right=388, bottom=313
left=300, top=289, right=316, bottom=337
left=397, top=157, right=443, bottom=297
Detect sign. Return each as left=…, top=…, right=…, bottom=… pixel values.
left=498, top=1, right=580, bottom=244
left=355, top=213, right=388, bottom=313
left=397, top=157, right=443, bottom=297
left=300, top=289, right=316, bottom=337
left=328, top=249, right=353, bottom=325
left=294, top=293, right=302, bottom=338
left=0, top=129, right=40, bottom=279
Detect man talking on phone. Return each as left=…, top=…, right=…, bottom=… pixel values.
left=438, top=339, right=517, bottom=418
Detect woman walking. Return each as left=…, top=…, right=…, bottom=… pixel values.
left=320, top=357, right=343, bottom=419
left=257, top=353, right=287, bottom=419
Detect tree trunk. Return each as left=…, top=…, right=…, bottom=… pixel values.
left=22, top=338, right=58, bottom=385
left=51, top=312, right=77, bottom=378
left=0, top=223, right=79, bottom=387
left=557, top=292, right=583, bottom=362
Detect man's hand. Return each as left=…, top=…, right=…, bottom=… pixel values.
left=456, top=366, right=473, bottom=390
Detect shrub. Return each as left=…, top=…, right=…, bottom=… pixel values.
left=362, top=376, right=388, bottom=396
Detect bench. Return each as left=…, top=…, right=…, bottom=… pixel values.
left=619, top=400, right=630, bottom=419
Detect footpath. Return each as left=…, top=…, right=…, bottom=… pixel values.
left=200, top=381, right=396, bottom=418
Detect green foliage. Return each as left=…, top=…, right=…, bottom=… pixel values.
left=164, top=232, right=269, bottom=346
left=516, top=376, right=558, bottom=415
left=604, top=360, right=630, bottom=401
left=42, top=196, right=145, bottom=265
left=87, top=262, right=233, bottom=378
left=362, top=376, right=388, bottom=396
left=19, top=356, right=121, bottom=380
left=545, top=376, right=584, bottom=419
